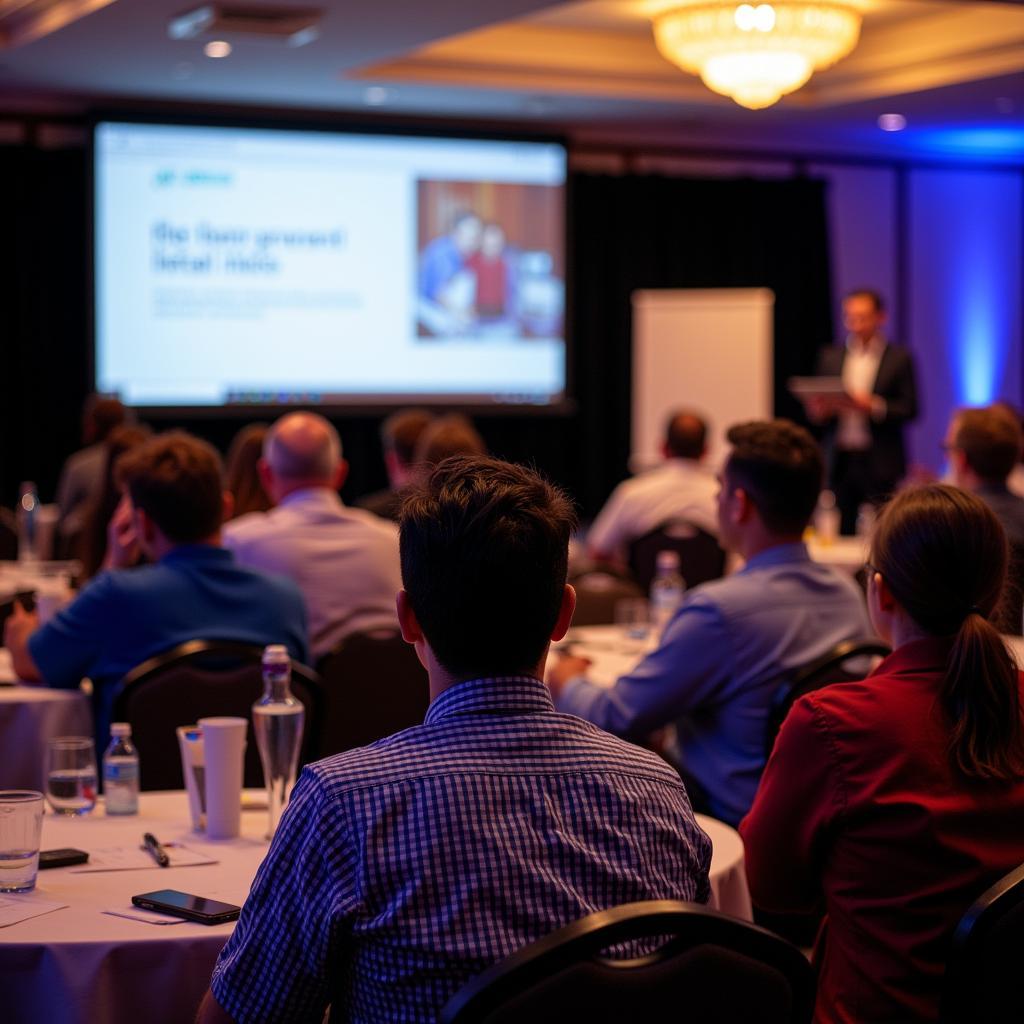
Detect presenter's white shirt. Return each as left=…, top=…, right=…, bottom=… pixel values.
left=838, top=335, right=886, bottom=451
left=224, top=488, right=402, bottom=659
left=587, top=458, right=718, bottom=560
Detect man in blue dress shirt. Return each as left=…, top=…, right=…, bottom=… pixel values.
left=198, top=455, right=710, bottom=1024
left=5, top=431, right=308, bottom=747
left=549, top=420, right=873, bottom=826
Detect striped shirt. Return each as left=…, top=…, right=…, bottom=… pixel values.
left=211, top=675, right=711, bottom=1023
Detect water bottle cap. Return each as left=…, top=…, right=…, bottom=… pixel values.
left=110, top=722, right=132, bottom=737
left=262, top=644, right=290, bottom=665
left=656, top=550, right=681, bottom=570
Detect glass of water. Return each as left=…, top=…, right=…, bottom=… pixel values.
left=0, top=791, right=45, bottom=892
left=45, top=737, right=98, bottom=816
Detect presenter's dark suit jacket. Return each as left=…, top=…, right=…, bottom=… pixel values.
left=816, top=342, right=919, bottom=490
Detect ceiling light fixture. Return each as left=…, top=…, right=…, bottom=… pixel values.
left=204, top=39, right=232, bottom=58
left=653, top=1, right=862, bottom=110
left=878, top=113, right=906, bottom=132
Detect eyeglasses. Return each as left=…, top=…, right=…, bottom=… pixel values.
left=863, top=562, right=880, bottom=580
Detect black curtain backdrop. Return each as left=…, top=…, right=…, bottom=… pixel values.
left=0, top=149, right=833, bottom=521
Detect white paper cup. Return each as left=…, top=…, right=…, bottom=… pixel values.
left=198, top=717, right=247, bottom=839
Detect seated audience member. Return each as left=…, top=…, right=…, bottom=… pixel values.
left=198, top=456, right=711, bottom=1024
left=549, top=420, right=872, bottom=826
left=224, top=423, right=271, bottom=520
left=946, top=404, right=1024, bottom=547
left=77, top=423, right=150, bottom=579
left=357, top=408, right=434, bottom=522
left=4, top=431, right=308, bottom=746
left=588, top=410, right=718, bottom=564
left=413, top=412, right=486, bottom=475
left=740, top=484, right=1024, bottom=1024
left=224, top=412, right=402, bottom=659
left=55, top=394, right=127, bottom=545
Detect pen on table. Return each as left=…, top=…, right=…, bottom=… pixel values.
left=143, top=832, right=170, bottom=868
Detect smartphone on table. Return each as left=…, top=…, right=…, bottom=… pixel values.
left=131, top=889, right=241, bottom=925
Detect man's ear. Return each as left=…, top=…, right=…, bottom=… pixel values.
left=333, top=459, right=349, bottom=492
left=221, top=490, right=235, bottom=524
left=396, top=590, right=423, bottom=645
left=257, top=459, right=275, bottom=501
left=133, top=505, right=156, bottom=547
left=551, top=584, right=577, bottom=642
left=733, top=486, right=755, bottom=524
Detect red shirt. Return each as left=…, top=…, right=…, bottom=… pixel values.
left=740, top=638, right=1024, bottom=1023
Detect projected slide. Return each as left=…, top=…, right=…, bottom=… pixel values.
left=94, top=122, right=567, bottom=408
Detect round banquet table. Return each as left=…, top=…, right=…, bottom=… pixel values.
left=2, top=791, right=751, bottom=1024
left=0, top=683, right=93, bottom=790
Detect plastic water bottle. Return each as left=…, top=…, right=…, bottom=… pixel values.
left=253, top=645, right=305, bottom=839
left=650, top=550, right=686, bottom=634
left=814, top=489, right=841, bottom=544
left=17, top=481, right=39, bottom=564
left=103, top=723, right=140, bottom=815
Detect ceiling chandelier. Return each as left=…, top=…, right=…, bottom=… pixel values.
left=653, top=1, right=863, bottom=110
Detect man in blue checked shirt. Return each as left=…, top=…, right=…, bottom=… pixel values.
left=198, top=455, right=711, bottom=1024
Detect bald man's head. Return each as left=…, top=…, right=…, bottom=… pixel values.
left=261, top=413, right=345, bottom=500
left=664, top=411, right=708, bottom=461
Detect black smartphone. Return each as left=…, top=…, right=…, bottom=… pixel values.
left=38, top=848, right=89, bottom=869
left=131, top=889, right=241, bottom=925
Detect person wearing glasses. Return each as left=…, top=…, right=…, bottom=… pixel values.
left=741, top=484, right=1024, bottom=1024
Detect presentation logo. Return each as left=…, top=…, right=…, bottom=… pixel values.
left=152, top=169, right=232, bottom=187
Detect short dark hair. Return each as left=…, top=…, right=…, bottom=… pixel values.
left=414, top=414, right=486, bottom=470
left=665, top=411, right=707, bottom=460
left=954, top=406, right=1022, bottom=483
left=86, top=395, right=127, bottom=443
left=725, top=420, right=823, bottom=535
left=381, top=408, right=434, bottom=467
left=117, top=431, right=224, bottom=543
left=843, top=288, right=885, bottom=312
left=400, top=455, right=577, bottom=678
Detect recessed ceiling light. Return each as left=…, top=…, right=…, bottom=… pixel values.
left=364, top=86, right=389, bottom=106
left=878, top=113, right=907, bottom=132
left=204, top=40, right=232, bottom=58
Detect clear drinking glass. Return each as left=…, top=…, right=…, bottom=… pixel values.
left=615, top=597, right=650, bottom=640
left=0, top=791, right=45, bottom=892
left=45, top=737, right=98, bottom=816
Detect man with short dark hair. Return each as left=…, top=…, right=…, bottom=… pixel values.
left=357, top=408, right=434, bottom=521
left=588, top=409, right=717, bottom=563
left=946, top=405, right=1024, bottom=632
left=5, top=431, right=308, bottom=746
left=225, top=412, right=402, bottom=657
left=551, top=420, right=872, bottom=826
left=198, top=455, right=711, bottom=1024
left=810, top=289, right=918, bottom=533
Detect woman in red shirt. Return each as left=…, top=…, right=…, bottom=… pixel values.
left=740, top=484, right=1024, bottom=1023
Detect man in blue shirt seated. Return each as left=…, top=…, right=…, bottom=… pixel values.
left=549, top=420, right=873, bottom=827
left=198, top=455, right=711, bottom=1024
left=4, top=431, right=309, bottom=747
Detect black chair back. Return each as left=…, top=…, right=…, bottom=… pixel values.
left=314, top=628, right=429, bottom=758
left=441, top=900, right=815, bottom=1024
left=765, top=638, right=890, bottom=759
left=942, top=861, right=1024, bottom=1023
left=570, top=571, right=645, bottom=626
left=628, top=519, right=726, bottom=593
left=112, top=640, right=321, bottom=790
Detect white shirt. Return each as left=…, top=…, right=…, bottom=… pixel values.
left=838, top=335, right=886, bottom=451
left=224, top=488, right=402, bottom=659
left=587, top=458, right=718, bottom=560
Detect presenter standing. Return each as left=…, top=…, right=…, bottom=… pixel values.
left=809, top=289, right=918, bottom=534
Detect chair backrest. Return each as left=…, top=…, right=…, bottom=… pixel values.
left=628, top=519, right=726, bottom=594
left=112, top=640, right=321, bottom=790
left=941, top=861, right=1024, bottom=1023
left=765, top=638, right=891, bottom=759
left=570, top=571, right=645, bottom=627
left=314, top=628, right=429, bottom=759
left=441, top=900, right=815, bottom=1024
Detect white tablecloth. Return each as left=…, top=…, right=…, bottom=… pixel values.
left=2, top=790, right=269, bottom=1024
left=806, top=535, right=868, bottom=576
left=1, top=683, right=93, bottom=790
left=2, top=791, right=751, bottom=1024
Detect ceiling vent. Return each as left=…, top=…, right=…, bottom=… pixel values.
left=168, top=4, right=322, bottom=47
